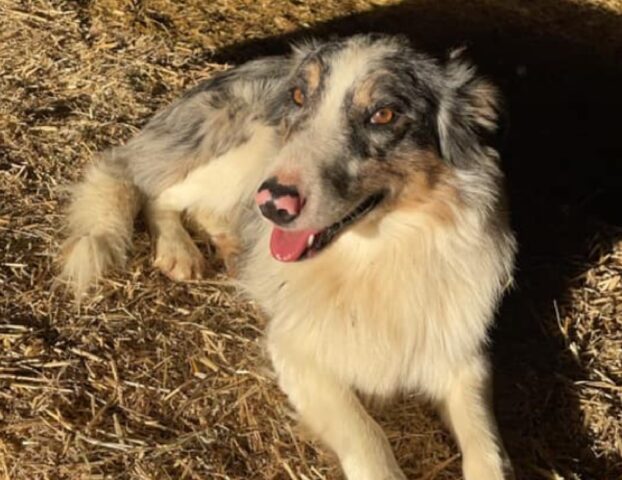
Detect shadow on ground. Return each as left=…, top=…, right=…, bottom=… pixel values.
left=209, top=1, right=622, bottom=478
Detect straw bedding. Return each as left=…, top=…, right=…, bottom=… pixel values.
left=1, top=1, right=620, bottom=479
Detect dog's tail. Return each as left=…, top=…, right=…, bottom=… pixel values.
left=58, top=152, right=142, bottom=299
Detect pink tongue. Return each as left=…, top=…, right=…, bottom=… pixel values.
left=270, top=227, right=317, bottom=262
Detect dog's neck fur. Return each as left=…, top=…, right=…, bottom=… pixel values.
left=238, top=171, right=515, bottom=399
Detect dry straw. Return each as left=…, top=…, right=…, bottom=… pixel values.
left=1, top=1, right=620, bottom=479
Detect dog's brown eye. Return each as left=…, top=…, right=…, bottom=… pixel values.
left=292, top=87, right=305, bottom=106
left=370, top=108, right=394, bottom=125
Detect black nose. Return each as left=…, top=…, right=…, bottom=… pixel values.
left=258, top=202, right=298, bottom=225
left=255, top=178, right=302, bottom=226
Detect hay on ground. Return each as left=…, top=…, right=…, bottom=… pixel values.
left=0, top=1, right=620, bottom=479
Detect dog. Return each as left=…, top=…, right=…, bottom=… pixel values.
left=59, top=34, right=517, bottom=480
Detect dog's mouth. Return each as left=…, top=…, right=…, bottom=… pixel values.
left=269, top=191, right=386, bottom=262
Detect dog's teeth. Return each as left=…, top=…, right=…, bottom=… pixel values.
left=307, top=235, right=315, bottom=247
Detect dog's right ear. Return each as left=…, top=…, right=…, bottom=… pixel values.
left=437, top=49, right=503, bottom=168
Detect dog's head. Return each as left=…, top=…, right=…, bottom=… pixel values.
left=255, top=34, right=502, bottom=262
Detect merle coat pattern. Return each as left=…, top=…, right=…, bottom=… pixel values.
left=59, top=35, right=517, bottom=480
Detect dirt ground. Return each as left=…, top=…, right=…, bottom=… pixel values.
left=1, top=0, right=621, bottom=479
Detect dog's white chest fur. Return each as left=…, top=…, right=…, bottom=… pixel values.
left=241, top=208, right=511, bottom=401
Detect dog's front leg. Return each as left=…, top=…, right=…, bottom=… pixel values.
left=270, top=348, right=406, bottom=480
left=144, top=202, right=206, bottom=281
left=440, top=355, right=515, bottom=480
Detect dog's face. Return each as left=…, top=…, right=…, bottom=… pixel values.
left=255, top=35, right=501, bottom=262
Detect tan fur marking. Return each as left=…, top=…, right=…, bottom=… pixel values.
left=352, top=75, right=377, bottom=108
left=356, top=149, right=459, bottom=228
left=351, top=71, right=392, bottom=109
left=303, top=60, right=322, bottom=93
left=189, top=209, right=241, bottom=275
left=394, top=155, right=461, bottom=227
left=211, top=233, right=241, bottom=275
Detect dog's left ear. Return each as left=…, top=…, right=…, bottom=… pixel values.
left=437, top=50, right=503, bottom=168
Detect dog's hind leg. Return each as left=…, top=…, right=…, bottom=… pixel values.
left=270, top=349, right=406, bottom=480
left=439, top=356, right=515, bottom=480
left=144, top=202, right=206, bottom=281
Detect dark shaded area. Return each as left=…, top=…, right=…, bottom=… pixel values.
left=208, top=1, right=622, bottom=478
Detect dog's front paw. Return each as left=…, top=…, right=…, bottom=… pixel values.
left=341, top=456, right=407, bottom=480
left=463, top=451, right=515, bottom=480
left=153, top=234, right=206, bottom=281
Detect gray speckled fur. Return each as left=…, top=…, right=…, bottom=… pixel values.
left=110, top=56, right=294, bottom=197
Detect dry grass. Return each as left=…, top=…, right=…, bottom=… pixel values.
left=0, top=1, right=620, bottom=479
